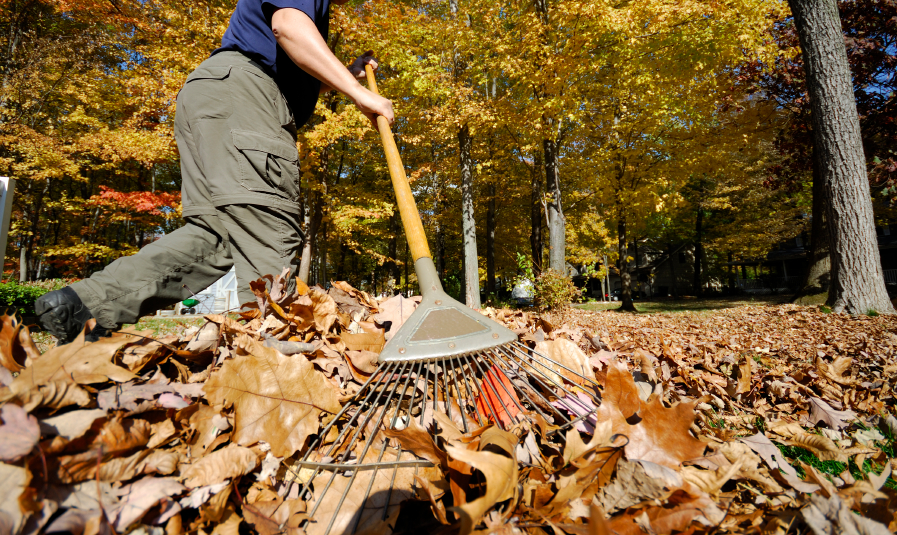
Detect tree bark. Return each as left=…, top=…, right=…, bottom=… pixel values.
left=388, top=210, right=400, bottom=289
left=530, top=150, right=543, bottom=276
left=669, top=244, right=679, bottom=298
left=486, top=180, right=496, bottom=296
left=618, top=218, right=636, bottom=311
left=794, top=152, right=832, bottom=301
left=788, top=0, right=894, bottom=314
left=298, top=191, right=323, bottom=283
left=693, top=209, right=703, bottom=296
left=459, top=123, right=481, bottom=308
left=544, top=137, right=566, bottom=274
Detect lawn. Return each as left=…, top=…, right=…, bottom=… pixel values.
left=576, top=294, right=793, bottom=313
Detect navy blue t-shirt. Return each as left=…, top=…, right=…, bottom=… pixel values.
left=215, top=0, right=330, bottom=127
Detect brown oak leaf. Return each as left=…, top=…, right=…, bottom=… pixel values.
left=204, top=338, right=341, bottom=457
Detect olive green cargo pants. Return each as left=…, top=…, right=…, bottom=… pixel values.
left=72, top=52, right=304, bottom=328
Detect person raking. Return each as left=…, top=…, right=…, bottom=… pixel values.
left=35, top=0, right=393, bottom=344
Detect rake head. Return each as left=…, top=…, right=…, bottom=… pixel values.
left=289, top=337, right=601, bottom=534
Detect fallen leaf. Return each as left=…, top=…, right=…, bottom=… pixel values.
left=181, top=445, right=259, bottom=488
left=445, top=442, right=517, bottom=535
left=106, top=476, right=184, bottom=531
left=10, top=332, right=136, bottom=395
left=0, top=404, right=39, bottom=461
left=204, top=337, right=341, bottom=457
left=807, top=396, right=857, bottom=431
left=801, top=494, right=891, bottom=535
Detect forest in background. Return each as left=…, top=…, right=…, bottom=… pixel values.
left=1, top=0, right=895, bottom=303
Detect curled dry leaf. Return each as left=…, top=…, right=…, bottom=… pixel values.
left=204, top=338, right=341, bottom=457
left=181, top=445, right=259, bottom=488
left=445, top=440, right=518, bottom=535
left=0, top=311, right=41, bottom=372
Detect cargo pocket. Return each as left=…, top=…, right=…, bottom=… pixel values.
left=232, top=129, right=301, bottom=203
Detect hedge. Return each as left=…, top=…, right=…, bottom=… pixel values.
left=0, top=279, right=71, bottom=316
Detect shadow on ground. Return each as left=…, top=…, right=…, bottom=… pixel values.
left=575, top=294, right=793, bottom=314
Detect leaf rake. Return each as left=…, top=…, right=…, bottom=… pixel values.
left=289, top=66, right=601, bottom=535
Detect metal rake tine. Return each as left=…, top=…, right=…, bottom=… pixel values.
left=340, top=360, right=408, bottom=462
left=383, top=446, right=404, bottom=522
left=480, top=350, right=533, bottom=419
left=420, top=362, right=432, bottom=427
left=488, top=348, right=570, bottom=424
left=513, top=341, right=602, bottom=392
left=458, top=356, right=487, bottom=427
left=389, top=360, right=417, bottom=429
left=502, top=345, right=583, bottom=400
left=467, top=352, right=523, bottom=430
left=347, top=444, right=389, bottom=534
left=462, top=354, right=504, bottom=429
left=301, top=362, right=389, bottom=459
left=447, top=356, right=471, bottom=433
left=308, top=362, right=401, bottom=519
left=296, top=361, right=398, bottom=502
left=331, top=372, right=406, bottom=535
left=441, top=358, right=453, bottom=422
left=434, top=360, right=441, bottom=419
left=497, top=346, right=575, bottom=424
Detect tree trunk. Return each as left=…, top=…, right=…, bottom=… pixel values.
left=486, top=180, right=496, bottom=296
left=298, top=192, right=323, bottom=283
left=19, top=246, right=26, bottom=282
left=388, top=210, right=400, bottom=288
left=727, top=252, right=735, bottom=290
left=459, top=124, right=481, bottom=308
left=693, top=209, right=703, bottom=296
left=788, top=0, right=894, bottom=314
left=618, top=218, right=636, bottom=311
left=669, top=244, right=679, bottom=298
left=794, top=153, right=832, bottom=302
left=531, top=150, right=543, bottom=276
left=544, top=138, right=566, bottom=274
left=602, top=254, right=609, bottom=301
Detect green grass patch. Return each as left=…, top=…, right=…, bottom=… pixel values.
left=775, top=441, right=897, bottom=490
left=575, top=296, right=790, bottom=314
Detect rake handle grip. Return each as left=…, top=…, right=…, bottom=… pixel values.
left=365, top=64, right=432, bottom=262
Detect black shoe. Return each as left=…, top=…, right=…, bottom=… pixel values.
left=86, top=324, right=113, bottom=343
left=35, top=287, right=94, bottom=345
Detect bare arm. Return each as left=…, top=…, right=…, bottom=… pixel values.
left=271, top=8, right=394, bottom=125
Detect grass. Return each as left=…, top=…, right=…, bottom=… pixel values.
left=575, top=295, right=792, bottom=314
left=775, top=442, right=897, bottom=490
left=31, top=314, right=206, bottom=352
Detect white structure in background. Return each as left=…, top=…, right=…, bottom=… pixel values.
left=0, top=177, right=16, bottom=266
left=174, top=267, right=239, bottom=315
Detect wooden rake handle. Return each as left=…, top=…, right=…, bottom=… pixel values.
left=364, top=64, right=432, bottom=262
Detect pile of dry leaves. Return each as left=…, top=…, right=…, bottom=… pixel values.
left=0, top=272, right=895, bottom=535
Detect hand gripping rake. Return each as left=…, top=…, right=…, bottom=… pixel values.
left=291, top=67, right=601, bottom=534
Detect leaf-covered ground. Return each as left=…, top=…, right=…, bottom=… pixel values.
left=1, top=275, right=895, bottom=535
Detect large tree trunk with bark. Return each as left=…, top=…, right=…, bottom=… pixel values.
left=617, top=217, right=636, bottom=311
left=531, top=151, right=543, bottom=276
left=459, top=124, right=481, bottom=308
left=794, top=154, right=832, bottom=302
left=544, top=138, right=566, bottom=274
left=788, top=0, right=894, bottom=314
left=388, top=211, right=400, bottom=290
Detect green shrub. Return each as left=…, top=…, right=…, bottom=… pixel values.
left=533, top=269, right=581, bottom=310
left=0, top=279, right=72, bottom=316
